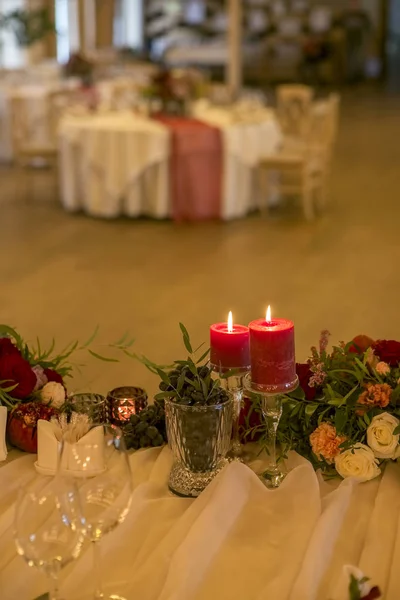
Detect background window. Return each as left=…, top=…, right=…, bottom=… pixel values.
left=55, top=0, right=79, bottom=63
left=0, top=0, right=26, bottom=68
left=114, top=0, right=143, bottom=49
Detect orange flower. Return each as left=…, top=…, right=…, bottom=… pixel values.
left=357, top=383, right=392, bottom=412
left=310, top=422, right=346, bottom=464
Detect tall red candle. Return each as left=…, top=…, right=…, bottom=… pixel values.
left=249, top=308, right=296, bottom=391
left=210, top=312, right=250, bottom=371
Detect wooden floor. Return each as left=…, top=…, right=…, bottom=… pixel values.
left=1, top=88, right=400, bottom=398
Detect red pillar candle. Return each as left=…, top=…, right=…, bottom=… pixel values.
left=249, top=307, right=296, bottom=391
left=210, top=312, right=250, bottom=370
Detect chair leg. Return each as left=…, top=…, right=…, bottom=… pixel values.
left=301, top=171, right=314, bottom=221
left=257, top=166, right=270, bottom=216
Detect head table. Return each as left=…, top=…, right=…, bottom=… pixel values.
left=58, top=103, right=282, bottom=222
left=1, top=447, right=399, bottom=600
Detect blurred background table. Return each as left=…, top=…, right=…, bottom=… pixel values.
left=59, top=112, right=170, bottom=219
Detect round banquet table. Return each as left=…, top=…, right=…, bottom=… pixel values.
left=1, top=447, right=400, bottom=600
left=58, top=107, right=282, bottom=221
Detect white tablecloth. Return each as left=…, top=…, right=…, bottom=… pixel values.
left=0, top=79, right=80, bottom=163
left=192, top=102, right=282, bottom=219
left=1, top=447, right=400, bottom=600
left=59, top=112, right=170, bottom=219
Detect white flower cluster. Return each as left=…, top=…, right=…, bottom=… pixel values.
left=335, top=412, right=400, bottom=482
left=40, top=382, right=66, bottom=409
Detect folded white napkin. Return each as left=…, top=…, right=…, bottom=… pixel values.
left=36, top=419, right=104, bottom=476
left=0, top=406, right=7, bottom=462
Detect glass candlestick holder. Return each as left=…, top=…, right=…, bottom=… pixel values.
left=210, top=364, right=250, bottom=461
left=244, top=373, right=299, bottom=489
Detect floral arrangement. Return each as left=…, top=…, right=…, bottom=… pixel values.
left=275, top=331, right=400, bottom=482
left=0, top=325, right=133, bottom=452
left=143, top=69, right=206, bottom=115
left=63, top=53, right=94, bottom=82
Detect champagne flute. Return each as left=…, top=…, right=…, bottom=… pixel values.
left=59, top=423, right=133, bottom=600
left=14, top=477, right=84, bottom=600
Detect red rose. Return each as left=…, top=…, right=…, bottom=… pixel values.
left=0, top=337, right=21, bottom=358
left=372, top=340, right=400, bottom=366
left=348, top=335, right=375, bottom=354
left=7, top=401, right=59, bottom=453
left=361, top=587, right=381, bottom=600
left=0, top=353, right=36, bottom=399
left=43, top=368, right=64, bottom=386
left=296, top=363, right=316, bottom=400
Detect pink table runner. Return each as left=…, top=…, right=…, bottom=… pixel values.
left=153, top=115, right=223, bottom=222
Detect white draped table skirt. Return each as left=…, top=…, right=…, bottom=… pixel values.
left=1, top=448, right=400, bottom=600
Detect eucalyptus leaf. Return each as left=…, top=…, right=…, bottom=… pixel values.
left=187, top=358, right=197, bottom=377
left=335, top=408, right=347, bottom=433
left=201, top=378, right=208, bottom=399
left=80, top=325, right=100, bottom=349
left=154, top=391, right=176, bottom=400
left=156, top=368, right=171, bottom=385
left=196, top=347, right=210, bottom=364
left=354, top=357, right=370, bottom=376
left=179, top=322, right=193, bottom=353
left=177, top=370, right=185, bottom=393
left=305, top=403, right=318, bottom=423
left=88, top=350, right=119, bottom=363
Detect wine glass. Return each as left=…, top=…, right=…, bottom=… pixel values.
left=14, top=477, right=84, bottom=600
left=59, top=423, right=133, bottom=600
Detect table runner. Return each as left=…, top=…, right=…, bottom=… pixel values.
left=1, top=448, right=400, bottom=600
left=191, top=102, right=283, bottom=219
left=153, top=115, right=223, bottom=222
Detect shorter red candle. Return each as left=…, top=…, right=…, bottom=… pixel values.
left=210, top=312, right=250, bottom=370
left=249, top=306, right=296, bottom=390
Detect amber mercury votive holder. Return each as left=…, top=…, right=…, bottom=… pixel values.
left=107, top=386, right=148, bottom=425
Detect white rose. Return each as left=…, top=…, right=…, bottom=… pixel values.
left=335, top=443, right=381, bottom=482
left=41, top=381, right=65, bottom=409
left=367, top=412, right=400, bottom=459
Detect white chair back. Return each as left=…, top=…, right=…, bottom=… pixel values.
left=277, top=84, right=314, bottom=139
left=11, top=89, right=76, bottom=159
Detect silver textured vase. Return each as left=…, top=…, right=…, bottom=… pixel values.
left=165, top=396, right=233, bottom=497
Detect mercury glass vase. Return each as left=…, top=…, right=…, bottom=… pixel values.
left=165, top=395, right=233, bottom=497
left=68, top=393, right=108, bottom=424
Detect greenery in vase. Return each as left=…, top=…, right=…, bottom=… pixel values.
left=139, top=323, right=230, bottom=407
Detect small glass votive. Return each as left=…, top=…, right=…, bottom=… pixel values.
left=68, top=393, right=108, bottom=423
left=107, top=386, right=148, bottom=425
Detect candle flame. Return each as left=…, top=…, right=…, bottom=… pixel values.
left=227, top=311, right=233, bottom=333
left=266, top=305, right=272, bottom=322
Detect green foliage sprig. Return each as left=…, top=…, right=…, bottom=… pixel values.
left=137, top=323, right=230, bottom=407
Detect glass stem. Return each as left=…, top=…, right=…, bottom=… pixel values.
left=266, top=414, right=279, bottom=470
left=92, top=540, right=104, bottom=599
left=46, top=564, right=61, bottom=600
left=230, top=387, right=242, bottom=455
left=262, top=395, right=283, bottom=472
